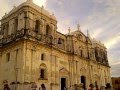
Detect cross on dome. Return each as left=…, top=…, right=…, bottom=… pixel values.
left=77, top=24, right=81, bottom=31
left=68, top=27, right=71, bottom=34
left=87, top=29, right=90, bottom=37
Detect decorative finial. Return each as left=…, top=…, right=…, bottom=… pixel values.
left=77, top=24, right=81, bottom=31
left=68, top=27, right=71, bottom=34
left=13, top=5, right=16, bottom=9
left=52, top=13, right=54, bottom=16
left=87, top=29, right=90, bottom=37
left=5, top=13, right=7, bottom=15
left=41, top=5, right=44, bottom=8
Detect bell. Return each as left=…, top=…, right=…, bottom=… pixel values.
left=58, top=39, right=62, bottom=44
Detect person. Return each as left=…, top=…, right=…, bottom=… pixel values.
left=79, top=83, right=84, bottom=90
left=64, top=86, right=67, bottom=90
left=31, top=82, right=37, bottom=90
left=100, top=86, right=105, bottom=90
left=105, top=83, right=112, bottom=90
left=88, top=84, right=94, bottom=90
left=41, top=84, right=46, bottom=90
left=74, top=84, right=77, bottom=90
left=95, top=85, right=99, bottom=90
left=68, top=85, right=72, bottom=90
left=4, top=84, right=10, bottom=90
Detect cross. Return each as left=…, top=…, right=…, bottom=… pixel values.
left=87, top=29, right=89, bottom=37
left=68, top=27, right=71, bottom=34
left=77, top=24, right=80, bottom=31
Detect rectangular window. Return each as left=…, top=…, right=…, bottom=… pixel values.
left=14, top=18, right=18, bottom=33
left=40, top=69, right=45, bottom=78
left=6, top=53, right=10, bottom=62
left=41, top=53, right=44, bottom=60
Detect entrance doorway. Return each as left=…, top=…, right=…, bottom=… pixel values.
left=81, top=76, right=86, bottom=90
left=61, top=78, right=66, bottom=90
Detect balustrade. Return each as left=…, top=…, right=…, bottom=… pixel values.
left=0, top=29, right=66, bottom=51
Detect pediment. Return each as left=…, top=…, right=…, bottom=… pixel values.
left=80, top=67, right=86, bottom=72
left=59, top=68, right=69, bottom=74
left=71, top=31, right=87, bottom=42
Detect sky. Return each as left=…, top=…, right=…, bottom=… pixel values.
left=0, top=0, right=120, bottom=77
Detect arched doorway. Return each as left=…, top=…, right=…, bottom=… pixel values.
left=81, top=76, right=86, bottom=90
left=59, top=67, right=69, bottom=90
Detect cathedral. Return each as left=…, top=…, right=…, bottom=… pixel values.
left=0, top=0, right=111, bottom=90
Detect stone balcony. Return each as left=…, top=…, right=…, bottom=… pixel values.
left=0, top=29, right=66, bottom=51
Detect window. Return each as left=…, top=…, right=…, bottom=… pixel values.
left=40, top=69, right=45, bottom=79
left=46, top=25, right=51, bottom=35
left=14, top=18, right=18, bottom=33
left=58, top=38, right=64, bottom=44
left=58, top=38, right=62, bottom=44
left=115, top=80, right=119, bottom=84
left=41, top=53, right=45, bottom=60
left=79, top=47, right=83, bottom=57
left=39, top=63, right=47, bottom=80
left=3, top=25, right=7, bottom=36
left=6, top=23, right=9, bottom=34
left=35, top=20, right=40, bottom=33
left=6, top=53, right=10, bottom=62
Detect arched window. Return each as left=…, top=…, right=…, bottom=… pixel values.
left=6, top=52, right=10, bottom=62
left=35, top=20, right=40, bottom=33
left=39, top=63, right=47, bottom=79
left=3, top=25, right=7, bottom=36
left=41, top=84, right=46, bottom=89
left=6, top=23, right=9, bottom=35
left=40, top=69, right=45, bottom=78
left=41, top=53, right=45, bottom=60
left=46, top=25, right=51, bottom=35
left=14, top=18, right=18, bottom=34
left=58, top=38, right=64, bottom=44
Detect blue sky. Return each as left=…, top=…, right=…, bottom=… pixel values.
left=0, top=0, right=120, bottom=77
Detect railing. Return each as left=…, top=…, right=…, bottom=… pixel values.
left=0, top=29, right=24, bottom=46
left=0, top=29, right=66, bottom=51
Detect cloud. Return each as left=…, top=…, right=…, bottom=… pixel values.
left=111, top=62, right=120, bottom=66
left=57, top=19, right=72, bottom=34
left=105, top=35, right=120, bottom=49
left=91, top=28, right=104, bottom=38
left=0, top=1, right=10, bottom=19
left=111, top=64, right=120, bottom=77
left=33, top=0, right=47, bottom=7
left=0, top=0, right=26, bottom=19
left=0, top=0, right=47, bottom=19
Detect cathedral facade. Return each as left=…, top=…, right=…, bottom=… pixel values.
left=0, top=0, right=111, bottom=90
